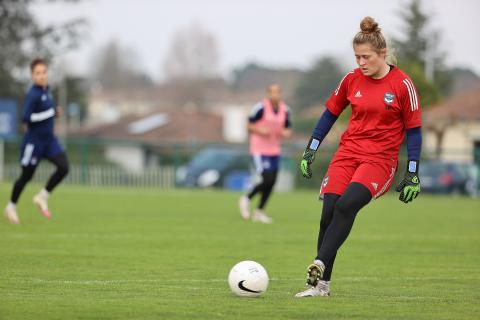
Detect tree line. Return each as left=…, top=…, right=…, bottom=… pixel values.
left=0, top=0, right=476, bottom=119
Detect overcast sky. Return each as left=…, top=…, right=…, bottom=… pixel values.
left=32, top=0, right=480, bottom=81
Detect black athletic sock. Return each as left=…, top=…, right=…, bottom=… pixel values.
left=247, top=171, right=277, bottom=200
left=317, top=193, right=341, bottom=281
left=45, top=153, right=69, bottom=193
left=258, top=170, right=278, bottom=209
left=316, top=182, right=372, bottom=266
left=10, top=165, right=37, bottom=203
left=247, top=183, right=263, bottom=199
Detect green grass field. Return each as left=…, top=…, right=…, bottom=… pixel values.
left=1, top=184, right=479, bottom=320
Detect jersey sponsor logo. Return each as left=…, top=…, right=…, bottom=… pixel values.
left=384, top=92, right=395, bottom=105
left=402, top=79, right=419, bottom=111
left=41, top=94, right=47, bottom=101
left=354, top=90, right=362, bottom=98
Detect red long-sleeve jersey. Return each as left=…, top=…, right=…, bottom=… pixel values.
left=326, top=67, right=422, bottom=162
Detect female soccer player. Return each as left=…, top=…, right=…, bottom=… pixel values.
left=238, top=84, right=292, bottom=224
left=4, top=58, right=69, bottom=224
left=295, top=17, right=422, bottom=297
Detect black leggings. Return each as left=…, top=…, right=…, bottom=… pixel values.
left=316, top=182, right=372, bottom=280
left=247, top=170, right=278, bottom=210
left=10, top=153, right=69, bottom=203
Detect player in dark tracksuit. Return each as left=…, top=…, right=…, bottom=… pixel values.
left=4, top=58, right=69, bottom=224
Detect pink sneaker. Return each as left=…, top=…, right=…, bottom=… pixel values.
left=33, top=194, right=51, bottom=218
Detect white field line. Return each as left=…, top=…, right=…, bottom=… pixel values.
left=1, top=277, right=475, bottom=300
left=5, top=233, right=479, bottom=241
left=0, top=278, right=462, bottom=301
left=2, top=276, right=478, bottom=286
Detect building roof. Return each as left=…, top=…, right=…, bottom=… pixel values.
left=425, top=87, right=480, bottom=124
left=89, top=80, right=264, bottom=110
left=70, top=108, right=226, bottom=144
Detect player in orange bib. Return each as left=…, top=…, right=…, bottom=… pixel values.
left=295, top=17, right=422, bottom=297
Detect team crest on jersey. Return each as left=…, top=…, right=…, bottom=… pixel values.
left=384, top=92, right=395, bottom=105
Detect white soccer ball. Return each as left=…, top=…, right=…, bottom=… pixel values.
left=228, top=260, right=269, bottom=297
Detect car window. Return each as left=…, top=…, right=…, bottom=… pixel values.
left=189, top=149, right=236, bottom=171
left=420, top=163, right=447, bottom=175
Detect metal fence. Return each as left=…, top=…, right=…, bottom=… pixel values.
left=2, top=163, right=176, bottom=188
left=1, top=138, right=479, bottom=196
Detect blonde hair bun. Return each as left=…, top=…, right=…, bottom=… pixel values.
left=360, top=16, right=381, bottom=33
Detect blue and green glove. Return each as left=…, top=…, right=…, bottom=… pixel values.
left=300, top=137, right=320, bottom=179
left=395, top=160, right=421, bottom=203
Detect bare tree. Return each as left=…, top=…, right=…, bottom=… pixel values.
left=0, top=0, right=86, bottom=97
left=92, top=40, right=153, bottom=90
left=162, top=24, right=222, bottom=109
left=163, top=23, right=220, bottom=81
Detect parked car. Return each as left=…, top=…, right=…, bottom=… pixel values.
left=177, top=147, right=252, bottom=188
left=419, top=161, right=478, bottom=196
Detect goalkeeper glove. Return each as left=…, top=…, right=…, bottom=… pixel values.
left=395, top=160, right=421, bottom=203
left=300, top=137, right=320, bottom=179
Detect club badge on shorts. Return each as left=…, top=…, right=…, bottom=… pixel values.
left=319, top=175, right=329, bottom=199
left=322, top=176, right=329, bottom=188
left=320, top=176, right=329, bottom=192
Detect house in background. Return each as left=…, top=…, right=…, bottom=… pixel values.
left=86, top=79, right=266, bottom=127
left=71, top=108, right=224, bottom=172
left=70, top=107, right=253, bottom=172
left=424, top=87, right=480, bottom=164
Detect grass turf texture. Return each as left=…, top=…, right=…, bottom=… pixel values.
left=1, top=184, right=479, bottom=320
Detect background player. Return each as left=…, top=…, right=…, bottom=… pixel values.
left=4, top=58, right=70, bottom=224
left=295, top=17, right=422, bottom=297
left=238, top=84, right=292, bottom=224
